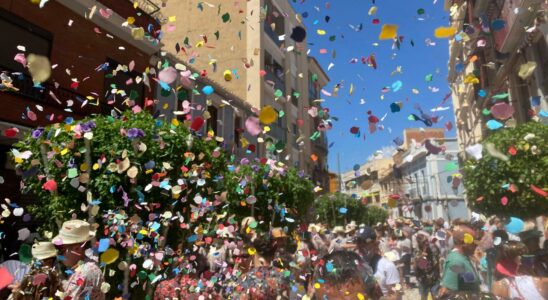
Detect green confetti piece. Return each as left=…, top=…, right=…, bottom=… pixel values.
left=160, top=88, right=171, bottom=97
left=445, top=162, right=459, bottom=172
left=417, top=8, right=425, bottom=15
left=68, top=168, right=78, bottom=178
left=482, top=109, right=491, bottom=115
left=425, top=74, right=433, bottom=82
left=492, top=93, right=509, bottom=100
left=274, top=89, right=283, bottom=98
left=292, top=91, right=300, bottom=98
left=214, top=30, right=220, bottom=40
left=329, top=35, right=336, bottom=41
left=129, top=89, right=139, bottom=100
left=310, top=131, right=321, bottom=141
left=222, top=12, right=231, bottom=23
left=278, top=110, right=285, bottom=118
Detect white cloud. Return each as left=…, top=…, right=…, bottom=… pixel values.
left=367, top=146, right=396, bottom=161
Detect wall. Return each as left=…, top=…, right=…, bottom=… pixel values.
left=159, top=0, right=252, bottom=105
left=0, top=0, right=156, bottom=127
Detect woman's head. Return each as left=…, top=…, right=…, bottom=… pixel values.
left=495, top=241, right=528, bottom=278
left=56, top=242, right=88, bottom=268
left=312, top=250, right=372, bottom=300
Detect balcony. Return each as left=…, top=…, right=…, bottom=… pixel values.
left=264, top=69, right=285, bottom=92
left=95, top=0, right=163, bottom=28
left=4, top=67, right=88, bottom=112
left=494, top=0, right=544, bottom=53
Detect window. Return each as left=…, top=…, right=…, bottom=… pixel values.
left=206, top=105, right=218, bottom=134
left=176, top=88, right=191, bottom=120
left=103, top=58, right=145, bottom=114
left=0, top=9, right=52, bottom=72
left=234, top=115, right=242, bottom=146
left=263, top=0, right=284, bottom=46
left=291, top=89, right=299, bottom=107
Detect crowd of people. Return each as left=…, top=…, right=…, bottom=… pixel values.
left=1, top=215, right=548, bottom=299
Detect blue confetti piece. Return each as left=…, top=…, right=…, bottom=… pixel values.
left=98, top=238, right=110, bottom=253
left=491, top=19, right=506, bottom=31
left=391, top=80, right=403, bottom=92
left=339, top=207, right=348, bottom=214
left=539, top=110, right=548, bottom=117
left=478, top=89, right=487, bottom=97
left=326, top=261, right=334, bottom=272
left=187, top=234, right=198, bottom=243
left=202, top=85, right=214, bottom=95
left=65, top=117, right=74, bottom=124
left=486, top=120, right=503, bottom=130
left=531, top=96, right=541, bottom=107
left=159, top=81, right=170, bottom=91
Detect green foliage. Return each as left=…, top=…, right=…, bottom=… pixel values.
left=12, top=111, right=226, bottom=232
left=464, top=122, right=548, bottom=219
left=220, top=163, right=315, bottom=232
left=314, top=193, right=388, bottom=227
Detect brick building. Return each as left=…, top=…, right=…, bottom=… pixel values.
left=0, top=0, right=161, bottom=260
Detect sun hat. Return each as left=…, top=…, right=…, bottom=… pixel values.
left=308, top=223, right=321, bottom=233
left=345, top=221, right=357, bottom=233
left=271, top=227, right=287, bottom=238
left=31, top=241, right=57, bottom=260
left=332, top=226, right=345, bottom=235
left=53, top=220, right=96, bottom=245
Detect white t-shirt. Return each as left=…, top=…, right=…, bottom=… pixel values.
left=374, top=257, right=401, bottom=295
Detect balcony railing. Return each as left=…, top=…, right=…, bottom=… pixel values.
left=263, top=21, right=283, bottom=46
left=4, top=68, right=87, bottom=110
left=264, top=69, right=285, bottom=92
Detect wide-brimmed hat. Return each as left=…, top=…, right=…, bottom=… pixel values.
left=271, top=227, right=287, bottom=238
left=308, top=223, right=321, bottom=233
left=332, top=226, right=345, bottom=234
left=53, top=220, right=95, bottom=245
left=345, top=221, right=357, bottom=233
left=32, top=241, right=57, bottom=260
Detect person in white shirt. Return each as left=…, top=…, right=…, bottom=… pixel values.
left=356, top=226, right=401, bottom=299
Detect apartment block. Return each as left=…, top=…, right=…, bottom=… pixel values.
left=159, top=0, right=330, bottom=188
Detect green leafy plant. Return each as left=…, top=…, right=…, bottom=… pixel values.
left=12, top=111, right=226, bottom=232
left=464, top=122, right=548, bottom=219
left=220, top=163, right=315, bottom=232
left=314, top=193, right=388, bottom=227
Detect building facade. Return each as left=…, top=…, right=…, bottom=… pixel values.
left=379, top=128, right=468, bottom=222
left=446, top=0, right=548, bottom=162
left=340, top=158, right=393, bottom=206
left=159, top=0, right=330, bottom=189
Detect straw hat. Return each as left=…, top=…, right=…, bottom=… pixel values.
left=345, top=221, right=357, bottom=233
left=308, top=223, right=321, bottom=233
left=332, top=226, right=345, bottom=235
left=53, top=220, right=96, bottom=245
left=271, top=227, right=287, bottom=238
left=32, top=242, right=57, bottom=260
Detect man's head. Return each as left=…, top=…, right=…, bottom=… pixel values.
left=312, top=250, right=372, bottom=300
left=356, top=226, right=378, bottom=261
left=53, top=220, right=95, bottom=267
left=452, top=224, right=479, bottom=256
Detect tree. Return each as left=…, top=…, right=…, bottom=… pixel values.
left=314, top=193, right=388, bottom=227
left=464, top=122, right=548, bottom=219
left=11, top=111, right=227, bottom=298
left=220, top=162, right=315, bottom=232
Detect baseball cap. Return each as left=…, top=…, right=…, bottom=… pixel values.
left=356, top=226, right=377, bottom=244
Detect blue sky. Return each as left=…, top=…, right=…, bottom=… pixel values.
left=290, top=0, right=455, bottom=172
